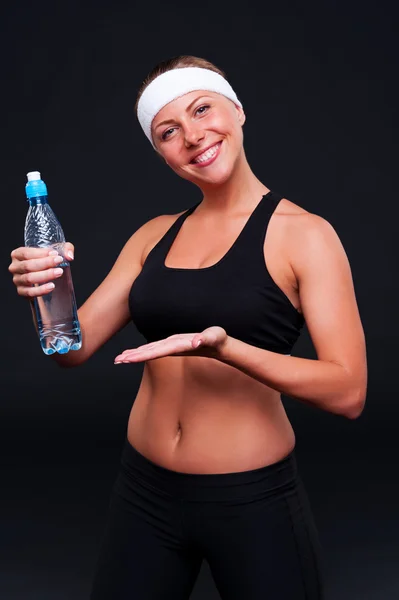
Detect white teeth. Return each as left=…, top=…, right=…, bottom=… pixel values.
left=193, top=143, right=220, bottom=163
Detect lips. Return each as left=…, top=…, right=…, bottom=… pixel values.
left=190, top=141, right=223, bottom=167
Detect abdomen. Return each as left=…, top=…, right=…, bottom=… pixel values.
left=127, top=355, right=296, bottom=474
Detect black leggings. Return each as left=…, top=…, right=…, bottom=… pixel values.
left=90, top=438, right=325, bottom=599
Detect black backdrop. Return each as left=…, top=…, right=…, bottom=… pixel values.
left=1, top=1, right=397, bottom=598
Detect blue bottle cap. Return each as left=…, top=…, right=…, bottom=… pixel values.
left=26, top=171, right=48, bottom=199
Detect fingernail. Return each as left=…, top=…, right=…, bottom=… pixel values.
left=195, top=340, right=202, bottom=348
left=48, top=250, right=58, bottom=256
left=67, top=251, right=74, bottom=259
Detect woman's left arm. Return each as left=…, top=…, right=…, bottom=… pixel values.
left=218, top=213, right=368, bottom=419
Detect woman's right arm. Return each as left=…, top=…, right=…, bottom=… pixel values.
left=8, top=215, right=166, bottom=368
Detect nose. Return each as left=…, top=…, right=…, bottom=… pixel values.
left=183, top=124, right=205, bottom=148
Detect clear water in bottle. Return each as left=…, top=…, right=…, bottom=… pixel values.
left=24, top=171, right=82, bottom=355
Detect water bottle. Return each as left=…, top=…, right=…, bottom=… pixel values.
left=24, top=171, right=82, bottom=355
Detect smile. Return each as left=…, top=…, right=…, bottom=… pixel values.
left=190, top=141, right=222, bottom=167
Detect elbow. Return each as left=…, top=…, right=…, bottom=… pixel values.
left=57, top=361, right=80, bottom=369
left=345, top=403, right=364, bottom=420
left=51, top=353, right=85, bottom=369
left=54, top=360, right=76, bottom=369
left=343, top=388, right=367, bottom=420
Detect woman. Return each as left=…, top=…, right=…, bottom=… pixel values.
left=9, top=55, right=367, bottom=599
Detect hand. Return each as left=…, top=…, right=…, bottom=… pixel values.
left=8, top=242, right=75, bottom=298
left=114, top=326, right=229, bottom=364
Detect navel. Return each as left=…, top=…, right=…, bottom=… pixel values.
left=175, top=422, right=182, bottom=442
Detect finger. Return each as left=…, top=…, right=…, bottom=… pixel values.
left=8, top=246, right=64, bottom=274
left=115, top=346, right=142, bottom=358
left=114, top=348, right=143, bottom=361
left=10, top=246, right=54, bottom=264
left=64, top=242, right=75, bottom=260
left=115, top=353, right=142, bottom=363
left=192, top=338, right=203, bottom=348
left=115, top=352, right=156, bottom=363
left=17, top=281, right=57, bottom=298
left=14, top=264, right=64, bottom=288
left=10, top=246, right=53, bottom=260
left=118, top=341, right=164, bottom=358
left=11, top=253, right=65, bottom=276
left=115, top=345, right=161, bottom=361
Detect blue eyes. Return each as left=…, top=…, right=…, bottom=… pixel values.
left=162, top=128, right=175, bottom=141
left=161, top=105, right=210, bottom=140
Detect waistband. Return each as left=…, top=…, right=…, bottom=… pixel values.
left=118, top=437, right=299, bottom=502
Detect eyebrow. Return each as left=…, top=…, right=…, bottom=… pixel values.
left=154, top=95, right=212, bottom=130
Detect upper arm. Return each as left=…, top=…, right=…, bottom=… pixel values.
left=56, top=215, right=167, bottom=367
left=292, top=214, right=367, bottom=404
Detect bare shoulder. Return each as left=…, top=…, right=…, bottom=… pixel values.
left=278, top=196, right=335, bottom=235
left=274, top=196, right=342, bottom=287
left=278, top=197, right=347, bottom=282
left=278, top=195, right=334, bottom=246
left=274, top=196, right=311, bottom=267
left=277, top=196, right=310, bottom=218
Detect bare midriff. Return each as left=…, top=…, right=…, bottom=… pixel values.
left=127, top=356, right=296, bottom=474
left=126, top=196, right=306, bottom=474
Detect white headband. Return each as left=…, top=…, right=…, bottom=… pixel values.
left=137, top=67, right=243, bottom=148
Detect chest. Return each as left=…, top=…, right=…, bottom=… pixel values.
left=161, top=214, right=301, bottom=314
left=130, top=201, right=306, bottom=354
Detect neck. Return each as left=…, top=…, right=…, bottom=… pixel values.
left=194, top=148, right=269, bottom=215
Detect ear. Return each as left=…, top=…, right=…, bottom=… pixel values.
left=235, top=104, right=246, bottom=126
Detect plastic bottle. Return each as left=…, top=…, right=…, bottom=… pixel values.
left=24, top=171, right=82, bottom=355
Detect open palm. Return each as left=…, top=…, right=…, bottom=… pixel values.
left=114, top=326, right=228, bottom=364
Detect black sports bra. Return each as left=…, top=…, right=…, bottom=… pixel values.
left=128, top=191, right=305, bottom=355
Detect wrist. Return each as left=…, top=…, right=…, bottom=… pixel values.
left=217, top=335, right=236, bottom=364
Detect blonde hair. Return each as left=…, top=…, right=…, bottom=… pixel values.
left=134, top=55, right=228, bottom=118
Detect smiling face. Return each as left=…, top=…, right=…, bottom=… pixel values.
left=151, top=90, right=246, bottom=187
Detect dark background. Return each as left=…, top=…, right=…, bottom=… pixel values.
left=1, top=0, right=397, bottom=598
